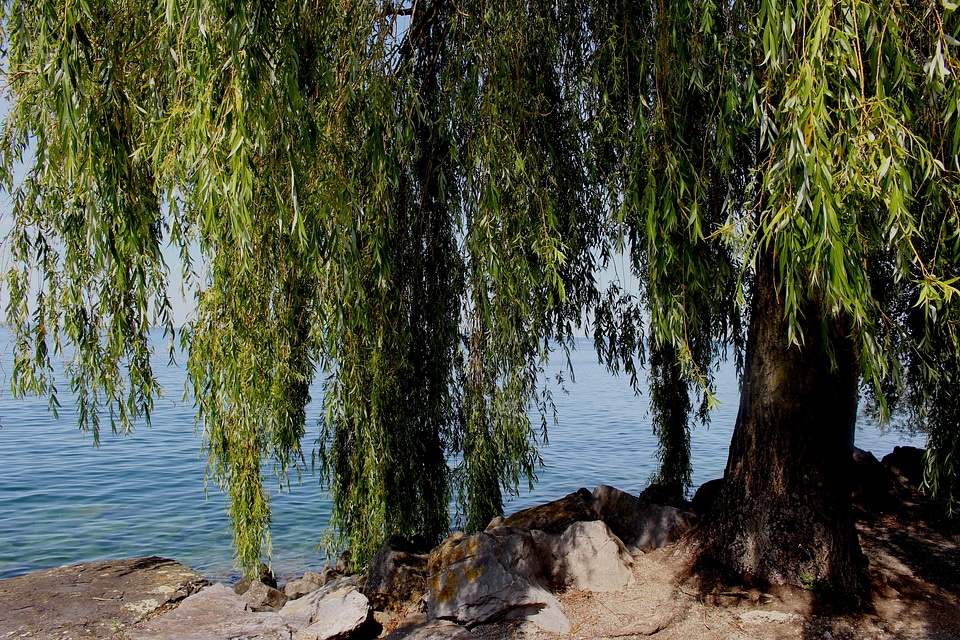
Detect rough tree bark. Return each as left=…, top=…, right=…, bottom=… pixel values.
left=701, top=253, right=868, bottom=599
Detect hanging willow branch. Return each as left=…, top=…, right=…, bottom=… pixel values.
left=3, top=0, right=960, bottom=580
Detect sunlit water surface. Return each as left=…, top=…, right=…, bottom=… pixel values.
left=0, top=329, right=923, bottom=581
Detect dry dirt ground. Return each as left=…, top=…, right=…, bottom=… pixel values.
left=381, top=499, right=960, bottom=640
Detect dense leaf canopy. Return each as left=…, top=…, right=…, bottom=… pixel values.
left=2, top=0, right=958, bottom=576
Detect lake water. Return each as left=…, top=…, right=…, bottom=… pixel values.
left=0, top=329, right=924, bottom=582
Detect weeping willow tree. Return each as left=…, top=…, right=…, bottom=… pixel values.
left=0, top=0, right=603, bottom=573
left=587, top=0, right=960, bottom=598
left=3, top=0, right=960, bottom=599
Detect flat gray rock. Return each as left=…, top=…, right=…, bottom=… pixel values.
left=132, top=583, right=295, bottom=640
left=0, top=556, right=208, bottom=639
left=280, top=576, right=374, bottom=639
left=245, top=580, right=289, bottom=612
left=284, top=571, right=325, bottom=600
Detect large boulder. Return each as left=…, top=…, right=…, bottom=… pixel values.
left=280, top=576, right=378, bottom=640
left=639, top=483, right=691, bottom=509
left=499, top=487, right=598, bottom=534
left=0, top=556, right=208, bottom=639
left=852, top=447, right=903, bottom=513
left=425, top=529, right=569, bottom=634
left=592, top=484, right=696, bottom=553
left=882, top=446, right=926, bottom=489
left=534, top=520, right=633, bottom=591
left=363, top=535, right=430, bottom=611
left=133, top=583, right=294, bottom=640
left=691, top=478, right=724, bottom=515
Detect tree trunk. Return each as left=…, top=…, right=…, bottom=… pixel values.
left=702, top=254, right=868, bottom=599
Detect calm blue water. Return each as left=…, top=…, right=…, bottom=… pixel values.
left=0, top=330, right=924, bottom=582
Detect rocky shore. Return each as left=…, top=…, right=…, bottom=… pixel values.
left=2, top=446, right=958, bottom=640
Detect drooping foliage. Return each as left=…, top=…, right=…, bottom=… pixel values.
left=587, top=0, right=748, bottom=494
left=2, top=0, right=172, bottom=439
left=3, top=0, right=960, bottom=591
left=315, top=0, right=605, bottom=561
left=0, top=0, right=602, bottom=573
